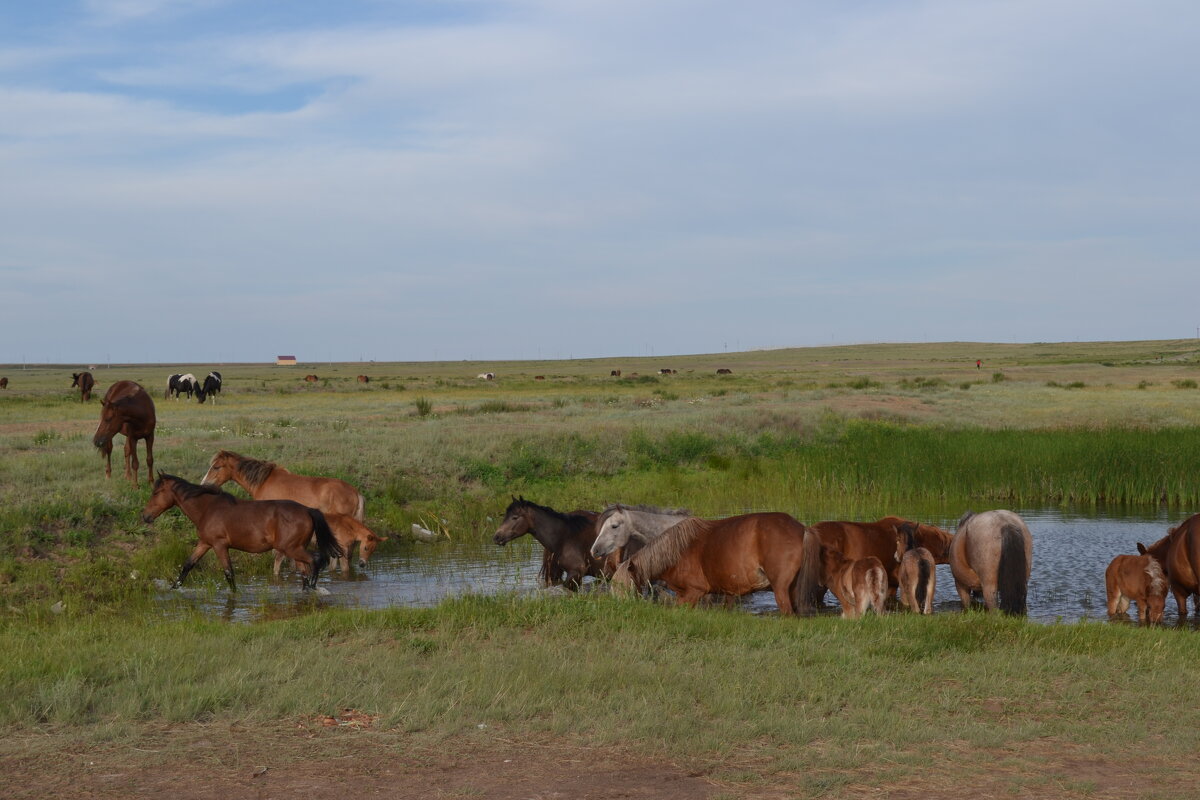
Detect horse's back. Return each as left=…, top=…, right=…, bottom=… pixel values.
left=264, top=467, right=362, bottom=517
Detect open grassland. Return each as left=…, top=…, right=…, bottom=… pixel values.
left=3, top=340, right=1200, bottom=796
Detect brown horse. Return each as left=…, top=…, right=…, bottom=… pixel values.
left=1105, top=554, right=1167, bottom=624
left=142, top=474, right=342, bottom=591
left=612, top=513, right=820, bottom=615
left=811, top=516, right=951, bottom=602
left=356, top=375, right=369, bottom=383
left=93, top=381, right=155, bottom=485
left=492, top=497, right=616, bottom=588
left=949, top=510, right=1032, bottom=614
left=201, top=450, right=365, bottom=520
left=1138, top=514, right=1200, bottom=617
left=304, top=374, right=319, bottom=383
left=894, top=526, right=936, bottom=614
left=0, top=376, right=8, bottom=389
left=819, top=548, right=888, bottom=618
left=72, top=371, right=95, bottom=402
left=324, top=513, right=387, bottom=575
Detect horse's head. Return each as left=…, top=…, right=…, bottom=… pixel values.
left=358, top=531, right=388, bottom=569
left=141, top=473, right=179, bottom=523
left=591, top=506, right=632, bottom=558
left=200, top=452, right=233, bottom=486
left=493, top=496, right=533, bottom=545
left=93, top=395, right=124, bottom=448
left=71, top=373, right=81, bottom=387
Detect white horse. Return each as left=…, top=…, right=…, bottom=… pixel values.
left=590, top=504, right=691, bottom=559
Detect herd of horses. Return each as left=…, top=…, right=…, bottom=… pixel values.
left=70, top=376, right=1192, bottom=623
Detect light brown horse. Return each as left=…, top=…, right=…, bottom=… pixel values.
left=1105, top=554, right=1167, bottom=624
left=1138, top=514, right=1200, bottom=617
left=810, top=516, right=951, bottom=602
left=894, top=526, right=936, bottom=614
left=141, top=474, right=342, bottom=591
left=323, top=513, right=387, bottom=575
left=949, top=510, right=1032, bottom=614
left=72, top=371, right=95, bottom=402
left=819, top=547, right=888, bottom=618
left=201, top=450, right=365, bottom=520
left=93, top=380, right=155, bottom=485
left=611, top=513, right=820, bottom=615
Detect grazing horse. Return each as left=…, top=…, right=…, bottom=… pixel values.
left=811, top=517, right=951, bottom=602
left=196, top=371, right=222, bottom=403
left=1138, top=514, right=1200, bottom=617
left=819, top=548, right=888, bottom=618
left=949, top=510, right=1032, bottom=614
left=716, top=368, right=733, bottom=374
left=356, top=375, right=369, bottom=383
left=71, top=371, right=95, bottom=402
left=200, top=450, right=365, bottom=527
left=492, top=497, right=615, bottom=588
left=304, top=374, right=319, bottom=383
left=0, top=377, right=7, bottom=389
left=894, top=525, right=936, bottom=614
left=1105, top=553, right=1167, bottom=624
left=590, top=504, right=691, bottom=560
left=165, top=373, right=197, bottom=399
left=93, top=381, right=155, bottom=485
left=611, top=513, right=820, bottom=615
left=610, top=370, right=621, bottom=377
left=141, top=474, right=342, bottom=591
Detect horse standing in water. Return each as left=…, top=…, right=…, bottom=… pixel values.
left=590, top=504, right=691, bottom=560
left=1138, top=513, right=1200, bottom=617
left=894, top=525, right=936, bottom=615
left=819, top=548, right=888, bottom=618
left=141, top=474, right=342, bottom=591
left=493, top=497, right=615, bottom=588
left=71, top=371, right=95, bottom=401
left=611, top=513, right=821, bottom=615
left=810, top=516, right=951, bottom=604
left=93, top=380, right=155, bottom=485
left=1105, top=553, right=1167, bottom=624
left=949, top=510, right=1032, bottom=614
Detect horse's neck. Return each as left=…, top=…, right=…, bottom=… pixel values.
left=174, top=491, right=223, bottom=526
left=628, top=511, right=686, bottom=542
left=525, top=509, right=571, bottom=550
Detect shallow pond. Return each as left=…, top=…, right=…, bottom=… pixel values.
left=160, top=507, right=1186, bottom=625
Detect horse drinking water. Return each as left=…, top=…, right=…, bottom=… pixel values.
left=1138, top=513, right=1200, bottom=618
left=819, top=547, right=888, bottom=618
left=894, top=524, right=936, bottom=615
left=949, top=510, right=1032, bottom=614
left=93, top=380, right=155, bottom=485
left=1105, top=553, right=1167, bottom=624
left=141, top=474, right=342, bottom=591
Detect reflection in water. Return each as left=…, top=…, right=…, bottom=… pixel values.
left=158, top=507, right=1189, bottom=626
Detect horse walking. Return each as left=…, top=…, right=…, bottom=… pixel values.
left=894, top=525, right=936, bottom=614
left=493, top=497, right=615, bottom=588
left=1105, top=553, right=1167, bottom=624
left=141, top=474, right=342, bottom=591
left=819, top=548, right=888, bottom=618
left=590, top=504, right=691, bottom=560
left=949, top=510, right=1032, bottom=614
left=72, top=371, right=95, bottom=402
left=93, top=380, right=155, bottom=485
left=611, top=513, right=820, bottom=615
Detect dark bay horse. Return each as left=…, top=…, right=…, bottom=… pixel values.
left=1138, top=513, right=1200, bottom=617
left=201, top=450, right=365, bottom=521
left=492, top=497, right=616, bottom=588
left=810, top=516, right=951, bottom=602
left=612, top=512, right=820, bottom=615
left=819, top=548, right=888, bottom=618
left=71, top=371, right=95, bottom=401
left=0, top=377, right=7, bottom=389
left=1105, top=553, right=1167, bottom=624
left=141, top=474, right=342, bottom=591
left=93, top=380, right=155, bottom=485
left=949, top=510, right=1032, bottom=614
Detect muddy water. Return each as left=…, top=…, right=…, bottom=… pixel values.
left=160, top=508, right=1184, bottom=625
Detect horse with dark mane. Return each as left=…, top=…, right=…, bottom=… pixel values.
left=196, top=371, right=222, bottom=403
left=141, top=473, right=342, bottom=591
left=492, top=497, right=615, bottom=588
left=165, top=373, right=197, bottom=400
left=894, top=524, right=936, bottom=614
left=949, top=510, right=1032, bottom=614
left=201, top=449, right=364, bottom=521
left=72, top=371, right=95, bottom=402
left=93, top=380, right=155, bottom=485
left=1138, top=514, right=1200, bottom=617
left=612, top=513, right=820, bottom=615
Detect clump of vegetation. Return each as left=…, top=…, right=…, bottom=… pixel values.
left=414, top=397, right=433, bottom=417
left=899, top=376, right=946, bottom=390
left=1172, top=379, right=1198, bottom=389
left=991, top=372, right=1007, bottom=383
left=846, top=378, right=882, bottom=390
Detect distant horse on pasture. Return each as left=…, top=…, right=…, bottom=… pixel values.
left=200, top=450, right=365, bottom=526
left=165, top=373, right=198, bottom=400
left=1105, top=553, right=1167, bottom=624
left=72, top=371, right=95, bottom=402
left=1138, top=514, right=1200, bottom=617
left=894, top=525, right=936, bottom=614
left=141, top=474, right=341, bottom=592
left=0, top=377, right=7, bottom=389
left=356, top=375, right=369, bottom=383
left=493, top=497, right=615, bottom=588
left=612, top=513, right=821, bottom=615
left=716, top=368, right=732, bottom=374
left=304, top=374, right=319, bottom=383
left=610, top=370, right=621, bottom=377
left=196, top=371, right=222, bottom=403
left=810, top=517, right=951, bottom=603
left=93, top=380, right=155, bottom=485
left=949, top=510, right=1032, bottom=614
left=819, top=548, right=888, bottom=618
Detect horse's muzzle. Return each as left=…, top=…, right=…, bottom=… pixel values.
left=492, top=532, right=511, bottom=545
left=141, top=513, right=156, bottom=524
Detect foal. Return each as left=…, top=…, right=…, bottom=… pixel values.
left=1105, top=553, right=1167, bottom=624
left=894, top=525, right=936, bottom=614
left=820, top=547, right=887, bottom=619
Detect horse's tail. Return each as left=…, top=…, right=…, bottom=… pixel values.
left=867, top=562, right=888, bottom=615
left=915, top=557, right=931, bottom=613
left=354, top=492, right=366, bottom=523
left=997, top=523, right=1028, bottom=615
left=790, top=526, right=822, bottom=615
left=309, top=508, right=344, bottom=581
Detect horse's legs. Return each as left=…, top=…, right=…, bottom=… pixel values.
left=1172, top=585, right=1190, bottom=618
left=125, top=436, right=139, bottom=485
left=144, top=434, right=154, bottom=487
left=954, top=578, right=974, bottom=611
left=771, top=582, right=795, bottom=616
left=102, top=440, right=113, bottom=480
left=174, top=542, right=211, bottom=588
left=272, top=552, right=286, bottom=576
left=212, top=543, right=236, bottom=592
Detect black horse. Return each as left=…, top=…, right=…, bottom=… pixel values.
left=196, top=371, right=222, bottom=404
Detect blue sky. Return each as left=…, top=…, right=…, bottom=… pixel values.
left=2, top=0, right=1198, bottom=364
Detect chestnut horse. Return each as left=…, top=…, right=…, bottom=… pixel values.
left=72, top=371, right=95, bottom=401
left=93, top=380, right=155, bottom=485
left=611, top=513, right=820, bottom=615
left=819, top=548, right=888, bottom=618
left=201, top=450, right=365, bottom=521
left=323, top=513, right=387, bottom=576
left=949, top=510, right=1032, bottom=614
left=810, top=516, right=951, bottom=603
left=1105, top=554, right=1167, bottom=624
left=1138, top=513, right=1200, bottom=617
left=894, top=525, right=936, bottom=614
left=0, top=377, right=7, bottom=389
left=493, top=497, right=615, bottom=588
left=142, top=474, right=342, bottom=591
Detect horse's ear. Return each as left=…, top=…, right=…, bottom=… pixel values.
left=1137, top=542, right=1147, bottom=555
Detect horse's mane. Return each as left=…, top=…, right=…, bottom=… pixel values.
left=214, top=450, right=276, bottom=489
left=626, top=516, right=709, bottom=580
left=1144, top=558, right=1168, bottom=595
left=159, top=473, right=230, bottom=500
left=599, top=503, right=690, bottom=517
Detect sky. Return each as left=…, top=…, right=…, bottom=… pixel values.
left=2, top=0, right=1198, bottom=364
